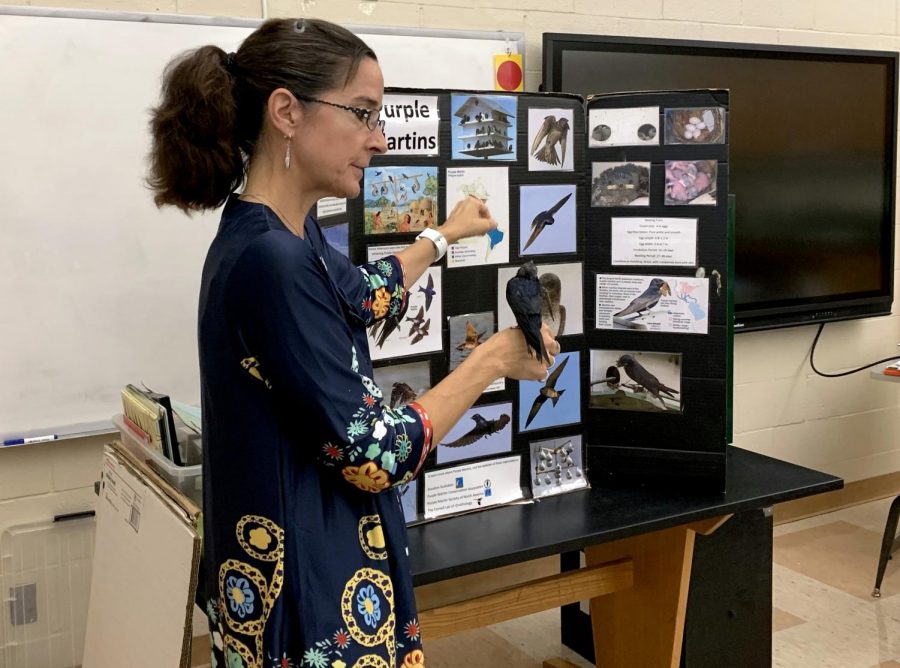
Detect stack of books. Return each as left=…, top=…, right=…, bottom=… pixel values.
left=120, top=385, right=182, bottom=465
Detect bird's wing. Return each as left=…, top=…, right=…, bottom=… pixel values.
left=530, top=116, right=554, bottom=156
left=559, top=120, right=569, bottom=166
left=522, top=222, right=544, bottom=252
left=548, top=192, right=572, bottom=216
left=525, top=395, right=548, bottom=427
left=545, top=355, right=570, bottom=388
left=442, top=416, right=507, bottom=448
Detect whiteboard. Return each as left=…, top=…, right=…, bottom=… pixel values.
left=0, top=8, right=523, bottom=437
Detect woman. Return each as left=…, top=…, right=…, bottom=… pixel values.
left=148, top=18, right=557, bottom=668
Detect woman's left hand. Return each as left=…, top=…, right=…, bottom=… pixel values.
left=440, top=195, right=497, bottom=244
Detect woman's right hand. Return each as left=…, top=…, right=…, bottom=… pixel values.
left=476, top=325, right=559, bottom=381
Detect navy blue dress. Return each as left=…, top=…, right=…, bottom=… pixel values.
left=199, top=196, right=432, bottom=668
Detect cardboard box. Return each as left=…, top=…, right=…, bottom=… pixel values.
left=82, top=440, right=201, bottom=667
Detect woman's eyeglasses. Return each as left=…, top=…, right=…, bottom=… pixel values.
left=294, top=94, right=381, bottom=131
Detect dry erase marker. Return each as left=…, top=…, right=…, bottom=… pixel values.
left=3, top=434, right=58, bottom=446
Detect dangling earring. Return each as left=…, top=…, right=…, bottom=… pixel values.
left=284, top=134, right=293, bottom=169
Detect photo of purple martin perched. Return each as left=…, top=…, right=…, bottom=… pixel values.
left=506, top=261, right=550, bottom=365
left=441, top=413, right=511, bottom=448
left=613, top=278, right=671, bottom=319
left=524, top=355, right=569, bottom=428
left=522, top=192, right=572, bottom=252
left=616, top=354, right=679, bottom=409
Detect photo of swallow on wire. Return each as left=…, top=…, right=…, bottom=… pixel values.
left=589, top=349, right=682, bottom=413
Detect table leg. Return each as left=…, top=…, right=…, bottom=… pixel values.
left=873, top=495, right=900, bottom=597
left=584, top=515, right=730, bottom=668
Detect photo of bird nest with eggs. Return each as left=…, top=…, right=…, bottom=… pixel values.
left=664, top=107, right=726, bottom=145
left=589, top=349, right=682, bottom=413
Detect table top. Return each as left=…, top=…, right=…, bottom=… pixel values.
left=407, top=447, right=842, bottom=586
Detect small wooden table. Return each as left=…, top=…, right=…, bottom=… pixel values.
left=408, top=447, right=841, bottom=667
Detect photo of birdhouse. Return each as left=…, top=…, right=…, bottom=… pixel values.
left=363, top=165, right=438, bottom=234
left=589, top=349, right=682, bottom=413
left=528, top=107, right=574, bottom=171
left=529, top=434, right=588, bottom=499
left=518, top=351, right=581, bottom=432
left=497, top=261, right=583, bottom=336
left=436, top=401, right=513, bottom=465
left=519, top=184, right=577, bottom=255
left=451, top=94, right=517, bottom=160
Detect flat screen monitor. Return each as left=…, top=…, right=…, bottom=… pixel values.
left=543, top=34, right=897, bottom=331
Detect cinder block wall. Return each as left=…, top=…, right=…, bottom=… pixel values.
left=1, top=0, right=899, bottom=536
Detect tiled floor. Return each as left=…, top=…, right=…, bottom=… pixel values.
left=423, top=497, right=900, bottom=667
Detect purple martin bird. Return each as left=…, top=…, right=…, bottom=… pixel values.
left=522, top=192, right=572, bottom=252
left=524, top=355, right=569, bottom=428
left=417, top=273, right=436, bottom=311
left=441, top=413, right=511, bottom=448
left=613, top=278, right=671, bottom=319
left=506, top=261, right=550, bottom=365
left=406, top=307, right=425, bottom=337
left=410, top=318, right=430, bottom=345
left=370, top=315, right=401, bottom=349
left=390, top=381, right=418, bottom=408
left=616, top=354, right=679, bottom=408
left=530, top=115, right=570, bottom=166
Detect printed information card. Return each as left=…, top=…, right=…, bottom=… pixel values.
left=611, top=217, right=697, bottom=267
left=595, top=273, right=709, bottom=334
left=423, top=455, right=523, bottom=519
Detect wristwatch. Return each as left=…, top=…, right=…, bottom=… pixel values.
left=416, top=228, right=449, bottom=262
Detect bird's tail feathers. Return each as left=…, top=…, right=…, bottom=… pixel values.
left=550, top=389, right=565, bottom=406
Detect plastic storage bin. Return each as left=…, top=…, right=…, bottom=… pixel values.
left=111, top=414, right=202, bottom=506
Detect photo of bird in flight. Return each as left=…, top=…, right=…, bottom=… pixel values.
left=455, top=321, right=486, bottom=351
left=614, top=278, right=671, bottom=320
left=524, top=355, right=569, bottom=428
left=441, top=413, right=511, bottom=448
left=418, top=273, right=436, bottom=311
left=530, top=114, right=570, bottom=167
left=410, top=319, right=430, bottom=345
left=522, top=192, right=572, bottom=252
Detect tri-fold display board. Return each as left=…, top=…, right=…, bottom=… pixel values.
left=327, top=88, right=731, bottom=522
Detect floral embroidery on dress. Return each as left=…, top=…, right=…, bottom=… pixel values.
left=404, top=619, right=420, bottom=642
left=372, top=287, right=391, bottom=319
left=342, top=462, right=390, bottom=493
left=241, top=357, right=272, bottom=389
left=215, top=516, right=286, bottom=668
left=226, top=575, right=256, bottom=618
left=401, top=649, right=425, bottom=668
left=357, top=585, right=382, bottom=627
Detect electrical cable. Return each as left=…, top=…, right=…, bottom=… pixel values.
left=809, top=322, right=900, bottom=378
